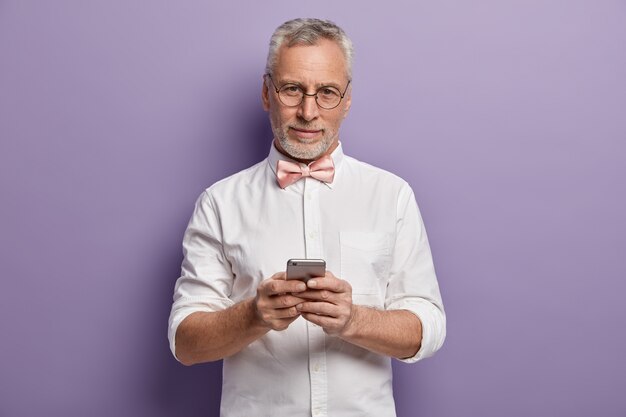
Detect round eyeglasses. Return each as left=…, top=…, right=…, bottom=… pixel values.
left=266, top=74, right=351, bottom=110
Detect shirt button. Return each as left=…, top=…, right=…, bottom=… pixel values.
left=313, top=409, right=320, bottom=416
left=314, top=364, right=319, bottom=372
left=308, top=231, right=316, bottom=239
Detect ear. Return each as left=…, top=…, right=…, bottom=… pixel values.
left=342, top=93, right=352, bottom=119
left=262, top=76, right=270, bottom=111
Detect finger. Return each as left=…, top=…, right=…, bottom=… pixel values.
left=271, top=305, right=301, bottom=319
left=307, top=276, right=350, bottom=293
left=257, top=304, right=300, bottom=324
left=301, top=312, right=340, bottom=329
left=294, top=289, right=334, bottom=302
left=268, top=294, right=305, bottom=309
left=257, top=294, right=303, bottom=314
left=270, top=272, right=286, bottom=280
left=263, top=278, right=307, bottom=295
left=296, top=301, right=339, bottom=317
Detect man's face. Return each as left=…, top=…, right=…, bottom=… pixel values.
left=262, top=39, right=352, bottom=162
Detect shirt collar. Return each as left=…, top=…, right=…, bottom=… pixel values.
left=267, top=141, right=344, bottom=189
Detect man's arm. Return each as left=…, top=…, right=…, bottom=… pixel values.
left=341, top=305, right=422, bottom=359
left=296, top=272, right=422, bottom=359
left=175, top=273, right=307, bottom=365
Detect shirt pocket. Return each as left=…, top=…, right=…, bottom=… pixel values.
left=340, top=231, right=391, bottom=306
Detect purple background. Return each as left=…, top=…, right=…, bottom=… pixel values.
left=1, top=1, right=625, bottom=416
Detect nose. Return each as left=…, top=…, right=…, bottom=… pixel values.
left=297, top=94, right=320, bottom=122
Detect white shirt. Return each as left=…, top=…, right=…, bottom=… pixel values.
left=168, top=143, right=446, bottom=417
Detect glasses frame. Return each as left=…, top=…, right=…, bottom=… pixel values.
left=265, top=73, right=351, bottom=110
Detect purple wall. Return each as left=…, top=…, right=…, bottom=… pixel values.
left=1, top=1, right=625, bottom=416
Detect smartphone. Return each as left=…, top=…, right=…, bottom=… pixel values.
left=286, top=259, right=326, bottom=282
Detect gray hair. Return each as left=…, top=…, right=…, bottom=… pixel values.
left=265, top=18, right=354, bottom=78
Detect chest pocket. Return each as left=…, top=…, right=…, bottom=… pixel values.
left=340, top=231, right=391, bottom=307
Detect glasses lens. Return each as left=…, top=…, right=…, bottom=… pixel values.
left=316, top=87, right=342, bottom=109
left=278, top=85, right=304, bottom=106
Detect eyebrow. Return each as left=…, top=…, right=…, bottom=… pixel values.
left=277, top=78, right=344, bottom=90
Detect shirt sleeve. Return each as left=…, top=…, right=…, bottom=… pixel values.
left=385, top=183, right=446, bottom=363
left=167, top=190, right=235, bottom=360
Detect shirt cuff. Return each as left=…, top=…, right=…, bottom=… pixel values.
left=387, top=298, right=446, bottom=363
left=167, top=296, right=234, bottom=361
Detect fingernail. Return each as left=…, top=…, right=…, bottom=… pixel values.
left=308, top=280, right=317, bottom=288
left=296, top=304, right=302, bottom=310
left=297, top=283, right=306, bottom=291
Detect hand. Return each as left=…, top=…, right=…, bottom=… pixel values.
left=254, top=272, right=307, bottom=331
left=295, top=271, right=355, bottom=336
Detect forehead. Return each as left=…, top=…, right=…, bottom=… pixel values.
left=273, top=38, right=348, bottom=85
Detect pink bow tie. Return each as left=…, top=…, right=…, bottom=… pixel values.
left=276, top=156, right=335, bottom=189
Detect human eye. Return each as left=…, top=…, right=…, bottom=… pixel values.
left=280, top=84, right=302, bottom=97
left=319, top=87, right=340, bottom=97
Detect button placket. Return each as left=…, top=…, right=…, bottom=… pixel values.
left=303, top=177, right=322, bottom=258
left=303, top=178, right=327, bottom=416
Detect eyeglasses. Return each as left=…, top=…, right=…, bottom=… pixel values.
left=266, top=74, right=351, bottom=110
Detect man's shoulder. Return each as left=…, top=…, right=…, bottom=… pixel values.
left=342, top=154, right=411, bottom=190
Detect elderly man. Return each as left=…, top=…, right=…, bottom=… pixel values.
left=168, top=18, right=445, bottom=417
